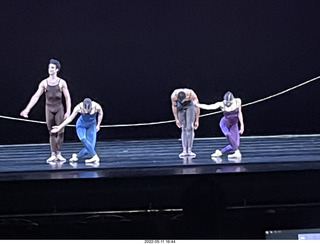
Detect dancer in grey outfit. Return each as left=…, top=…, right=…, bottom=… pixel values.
left=171, top=88, right=200, bottom=158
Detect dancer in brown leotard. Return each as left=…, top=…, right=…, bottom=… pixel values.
left=20, top=59, right=71, bottom=163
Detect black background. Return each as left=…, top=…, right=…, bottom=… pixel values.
left=0, top=0, right=319, bottom=144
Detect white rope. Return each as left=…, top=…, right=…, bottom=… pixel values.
left=1, top=75, right=319, bottom=128
left=0, top=115, right=47, bottom=125
left=200, top=75, right=320, bottom=118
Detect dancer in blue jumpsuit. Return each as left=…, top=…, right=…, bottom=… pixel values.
left=196, top=91, right=244, bottom=158
left=51, top=98, right=103, bottom=164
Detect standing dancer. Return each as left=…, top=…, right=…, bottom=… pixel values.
left=20, top=59, right=71, bottom=163
left=196, top=91, right=244, bottom=158
left=51, top=98, right=103, bottom=165
left=171, top=88, right=200, bottom=158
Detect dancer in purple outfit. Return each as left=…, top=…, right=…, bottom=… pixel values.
left=196, top=91, right=244, bottom=158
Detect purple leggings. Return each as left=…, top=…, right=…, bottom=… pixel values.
left=219, top=117, right=240, bottom=153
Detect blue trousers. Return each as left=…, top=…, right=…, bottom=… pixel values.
left=76, top=122, right=97, bottom=158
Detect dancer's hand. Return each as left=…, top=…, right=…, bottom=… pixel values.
left=96, top=125, right=100, bottom=132
left=194, top=121, right=199, bottom=130
left=175, top=119, right=181, bottom=128
left=64, top=111, right=70, bottom=119
left=20, top=109, right=29, bottom=118
left=51, top=126, right=60, bottom=133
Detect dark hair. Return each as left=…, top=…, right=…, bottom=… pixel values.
left=49, top=59, right=61, bottom=70
left=177, top=91, right=186, bottom=102
left=83, top=98, right=92, bottom=110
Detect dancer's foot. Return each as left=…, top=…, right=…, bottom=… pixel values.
left=211, top=149, right=222, bottom=157
left=56, top=153, right=66, bottom=163
left=187, top=151, right=196, bottom=158
left=85, top=154, right=100, bottom=163
left=227, top=149, right=242, bottom=158
left=179, top=151, right=188, bottom=158
left=46, top=153, right=56, bottom=163
left=69, top=153, right=78, bottom=162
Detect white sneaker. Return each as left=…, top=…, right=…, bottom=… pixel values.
left=85, top=154, right=100, bottom=163
left=46, top=154, right=56, bottom=163
left=228, top=149, right=242, bottom=158
left=69, top=153, right=78, bottom=162
left=56, top=154, right=66, bottom=163
left=211, top=149, right=222, bottom=157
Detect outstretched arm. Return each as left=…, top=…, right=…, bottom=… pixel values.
left=20, top=81, right=45, bottom=118
left=51, top=104, right=80, bottom=133
left=196, top=101, right=222, bottom=110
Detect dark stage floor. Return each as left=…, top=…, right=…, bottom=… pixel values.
left=0, top=134, right=319, bottom=181
left=0, top=134, right=320, bottom=239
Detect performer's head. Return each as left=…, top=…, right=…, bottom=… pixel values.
left=49, top=59, right=61, bottom=71
left=83, top=98, right=92, bottom=113
left=223, top=91, right=234, bottom=107
left=177, top=91, right=186, bottom=103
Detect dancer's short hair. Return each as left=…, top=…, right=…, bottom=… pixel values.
left=49, top=59, right=61, bottom=70
left=83, top=98, right=92, bottom=111
left=177, top=91, right=186, bottom=102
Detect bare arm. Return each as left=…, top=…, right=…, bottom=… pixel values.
left=189, top=89, right=200, bottom=129
left=196, top=102, right=222, bottom=110
left=171, top=92, right=181, bottom=128
left=95, top=102, right=103, bottom=132
left=51, top=104, right=80, bottom=133
left=60, top=80, right=71, bottom=119
left=20, top=81, right=45, bottom=118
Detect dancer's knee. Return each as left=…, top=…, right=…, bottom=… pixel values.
left=80, top=138, right=87, bottom=144
left=185, top=124, right=194, bottom=133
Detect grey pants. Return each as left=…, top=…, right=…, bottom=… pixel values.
left=177, top=104, right=195, bottom=149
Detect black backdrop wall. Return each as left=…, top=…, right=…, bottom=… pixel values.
left=0, top=0, right=319, bottom=144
